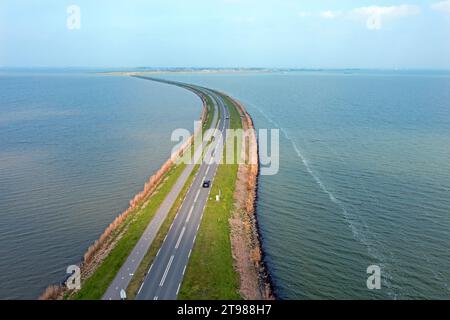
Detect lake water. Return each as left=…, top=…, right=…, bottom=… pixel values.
left=1, top=71, right=449, bottom=300
left=0, top=73, right=200, bottom=299
left=160, top=71, right=450, bottom=299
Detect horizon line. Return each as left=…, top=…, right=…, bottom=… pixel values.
left=1, top=66, right=450, bottom=72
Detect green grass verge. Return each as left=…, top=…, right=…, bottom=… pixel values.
left=221, top=94, right=243, bottom=131
left=178, top=157, right=240, bottom=299
left=72, top=89, right=215, bottom=300
left=126, top=165, right=199, bottom=299
left=72, top=162, right=187, bottom=300
left=202, top=94, right=215, bottom=132
left=126, top=89, right=218, bottom=299
left=178, top=94, right=243, bottom=299
left=125, top=89, right=220, bottom=299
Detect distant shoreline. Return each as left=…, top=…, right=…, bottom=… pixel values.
left=2, top=68, right=449, bottom=78
left=99, top=69, right=274, bottom=77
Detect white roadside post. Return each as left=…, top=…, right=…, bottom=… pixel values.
left=216, top=189, right=221, bottom=202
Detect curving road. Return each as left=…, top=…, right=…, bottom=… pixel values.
left=103, top=77, right=229, bottom=300
left=137, top=86, right=229, bottom=300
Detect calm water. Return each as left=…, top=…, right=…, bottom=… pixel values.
left=160, top=71, right=450, bottom=299
left=0, top=73, right=200, bottom=299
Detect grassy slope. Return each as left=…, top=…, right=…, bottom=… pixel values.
left=72, top=87, right=214, bottom=300
left=203, top=94, right=215, bottom=131
left=178, top=92, right=243, bottom=299
left=73, top=163, right=187, bottom=300
left=126, top=91, right=221, bottom=298
left=126, top=165, right=199, bottom=299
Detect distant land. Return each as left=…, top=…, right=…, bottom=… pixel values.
left=1, top=67, right=450, bottom=75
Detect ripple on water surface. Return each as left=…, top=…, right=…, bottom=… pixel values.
left=0, top=74, right=201, bottom=299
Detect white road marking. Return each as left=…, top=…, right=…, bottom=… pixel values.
left=186, top=206, right=194, bottom=223
left=115, top=92, right=228, bottom=300
left=138, top=282, right=144, bottom=295
left=159, top=255, right=175, bottom=287
left=194, top=189, right=201, bottom=202
left=175, top=226, right=186, bottom=249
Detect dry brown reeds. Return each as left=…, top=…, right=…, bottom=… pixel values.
left=227, top=95, right=273, bottom=300
left=38, top=285, right=64, bottom=300
left=40, top=93, right=208, bottom=300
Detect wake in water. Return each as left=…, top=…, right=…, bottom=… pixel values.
left=245, top=101, right=397, bottom=297
left=247, top=102, right=363, bottom=239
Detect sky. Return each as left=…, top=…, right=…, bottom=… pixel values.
left=0, top=0, right=449, bottom=69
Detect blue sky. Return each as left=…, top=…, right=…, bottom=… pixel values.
left=1, top=0, right=449, bottom=69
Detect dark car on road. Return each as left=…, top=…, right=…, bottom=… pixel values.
left=202, top=180, right=211, bottom=188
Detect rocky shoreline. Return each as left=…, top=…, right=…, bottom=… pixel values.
left=224, top=94, right=274, bottom=300
left=40, top=83, right=273, bottom=300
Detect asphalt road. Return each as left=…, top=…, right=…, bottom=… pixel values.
left=102, top=78, right=228, bottom=300
left=136, top=88, right=229, bottom=300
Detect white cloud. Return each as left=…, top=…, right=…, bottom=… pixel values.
left=352, top=5, right=420, bottom=17
left=320, top=10, right=341, bottom=19
left=302, top=4, right=421, bottom=30
left=351, top=5, right=420, bottom=30
left=431, top=0, right=450, bottom=13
